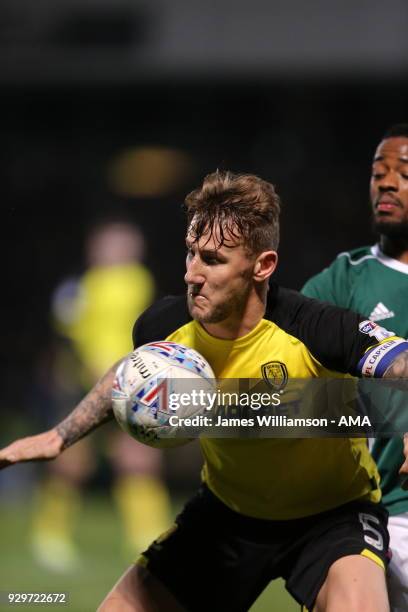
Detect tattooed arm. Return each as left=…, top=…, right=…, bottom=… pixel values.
left=56, top=362, right=118, bottom=449
left=0, top=360, right=121, bottom=469
left=383, top=349, right=408, bottom=489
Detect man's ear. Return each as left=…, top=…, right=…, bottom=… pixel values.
left=253, top=251, right=278, bottom=282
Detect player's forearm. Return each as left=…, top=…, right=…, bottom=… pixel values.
left=56, top=361, right=119, bottom=449
left=383, top=348, right=408, bottom=489
left=0, top=360, right=122, bottom=469
left=380, top=349, right=408, bottom=398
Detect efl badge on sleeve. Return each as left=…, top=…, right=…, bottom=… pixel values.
left=261, top=361, right=288, bottom=391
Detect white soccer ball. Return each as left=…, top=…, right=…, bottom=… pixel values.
left=112, top=341, right=216, bottom=448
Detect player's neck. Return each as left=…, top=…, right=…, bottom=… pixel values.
left=202, top=286, right=267, bottom=340
left=379, top=236, right=408, bottom=264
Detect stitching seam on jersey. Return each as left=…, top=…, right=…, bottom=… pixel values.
left=337, top=251, right=376, bottom=265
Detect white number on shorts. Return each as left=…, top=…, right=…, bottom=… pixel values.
left=358, top=512, right=384, bottom=551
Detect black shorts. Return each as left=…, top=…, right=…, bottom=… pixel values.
left=139, top=484, right=389, bottom=612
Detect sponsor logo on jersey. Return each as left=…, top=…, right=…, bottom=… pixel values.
left=359, top=321, right=377, bottom=334
left=358, top=320, right=395, bottom=342
left=261, top=361, right=288, bottom=391
left=369, top=302, right=395, bottom=322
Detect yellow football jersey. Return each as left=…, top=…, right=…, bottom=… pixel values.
left=133, top=285, right=406, bottom=520
left=60, top=263, right=154, bottom=380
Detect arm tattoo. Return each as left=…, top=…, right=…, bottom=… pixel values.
left=384, top=349, right=408, bottom=379
left=56, top=360, right=121, bottom=449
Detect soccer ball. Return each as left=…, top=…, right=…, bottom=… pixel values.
left=112, top=341, right=216, bottom=448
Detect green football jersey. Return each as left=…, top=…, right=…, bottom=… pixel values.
left=302, top=244, right=408, bottom=515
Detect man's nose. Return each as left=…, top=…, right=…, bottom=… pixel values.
left=184, top=256, right=205, bottom=285
left=378, top=170, right=399, bottom=191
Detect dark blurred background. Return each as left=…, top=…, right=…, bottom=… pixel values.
left=1, top=0, right=408, bottom=458
left=1, top=2, right=408, bottom=608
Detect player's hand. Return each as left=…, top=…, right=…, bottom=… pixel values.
left=0, top=429, right=64, bottom=469
left=399, top=433, right=408, bottom=490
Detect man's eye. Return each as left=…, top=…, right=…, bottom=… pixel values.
left=372, top=173, right=384, bottom=180
left=203, top=256, right=219, bottom=265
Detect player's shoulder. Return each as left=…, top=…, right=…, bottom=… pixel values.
left=312, top=246, right=375, bottom=280
left=132, top=295, right=190, bottom=347
left=266, top=283, right=406, bottom=377
left=334, top=245, right=376, bottom=269
left=266, top=283, right=366, bottom=374
left=267, top=283, right=359, bottom=332
left=302, top=245, right=375, bottom=302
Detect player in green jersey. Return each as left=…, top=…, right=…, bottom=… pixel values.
left=302, top=124, right=408, bottom=611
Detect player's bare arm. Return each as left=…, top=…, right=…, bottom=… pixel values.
left=56, top=360, right=119, bottom=448
left=0, top=359, right=122, bottom=469
left=383, top=349, right=408, bottom=485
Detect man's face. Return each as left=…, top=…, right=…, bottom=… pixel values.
left=370, top=137, right=408, bottom=236
left=184, top=224, right=257, bottom=325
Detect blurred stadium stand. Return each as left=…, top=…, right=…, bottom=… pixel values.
left=0, top=0, right=407, bottom=83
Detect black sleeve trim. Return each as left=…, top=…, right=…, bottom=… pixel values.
left=265, top=284, right=379, bottom=375
left=132, top=295, right=191, bottom=348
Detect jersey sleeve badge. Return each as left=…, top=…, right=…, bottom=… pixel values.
left=357, top=320, right=408, bottom=377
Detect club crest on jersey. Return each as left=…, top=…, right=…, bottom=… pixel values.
left=261, top=361, right=288, bottom=391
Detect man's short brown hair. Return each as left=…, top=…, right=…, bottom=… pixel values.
left=185, top=170, right=281, bottom=253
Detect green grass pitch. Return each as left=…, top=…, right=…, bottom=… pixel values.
left=0, top=496, right=298, bottom=611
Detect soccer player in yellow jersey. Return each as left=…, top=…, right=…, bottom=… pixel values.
left=30, top=221, right=170, bottom=570
left=2, top=171, right=408, bottom=611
